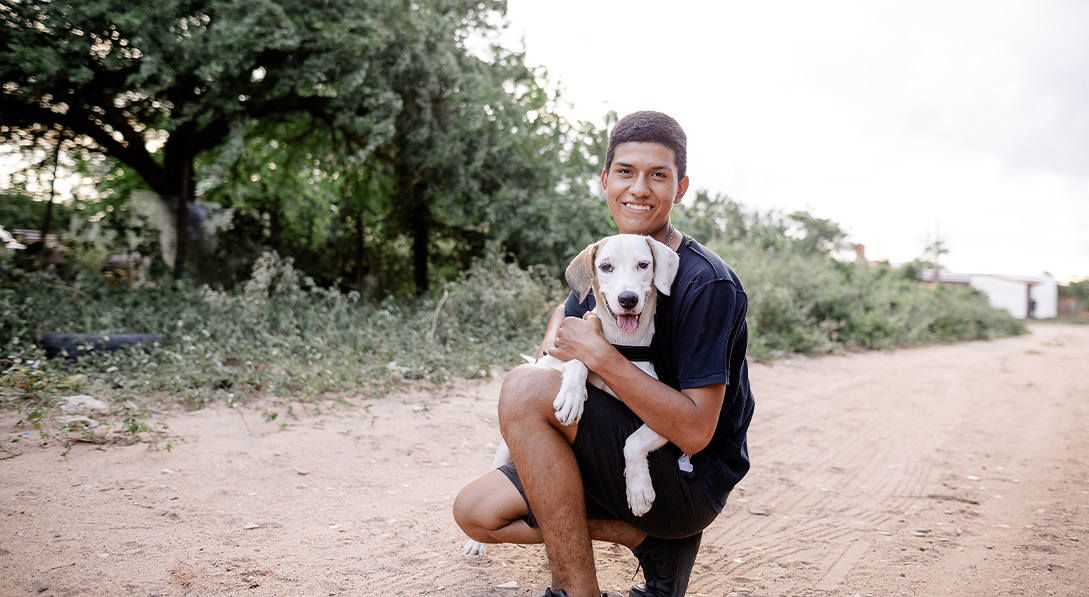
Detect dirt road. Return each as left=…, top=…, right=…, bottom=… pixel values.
left=2, top=324, right=1087, bottom=596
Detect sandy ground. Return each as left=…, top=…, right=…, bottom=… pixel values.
left=1, top=323, right=1088, bottom=597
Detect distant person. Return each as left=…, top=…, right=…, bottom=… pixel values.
left=1028, top=298, right=1036, bottom=319
left=455, top=111, right=755, bottom=597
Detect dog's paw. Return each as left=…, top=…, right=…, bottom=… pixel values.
left=625, top=464, right=656, bottom=517
left=552, top=384, right=587, bottom=426
left=463, top=539, right=487, bottom=556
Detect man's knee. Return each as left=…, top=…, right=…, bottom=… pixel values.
left=454, top=470, right=527, bottom=543
left=452, top=488, right=484, bottom=540
left=497, top=364, right=559, bottom=426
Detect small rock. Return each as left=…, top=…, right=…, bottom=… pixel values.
left=496, top=581, right=518, bottom=589
left=60, top=374, right=87, bottom=387
left=60, top=395, right=109, bottom=414
left=296, top=470, right=309, bottom=476
left=56, top=415, right=99, bottom=428
left=748, top=507, right=770, bottom=516
left=243, top=523, right=261, bottom=530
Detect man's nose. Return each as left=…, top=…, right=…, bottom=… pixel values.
left=618, top=291, right=639, bottom=310
left=630, top=174, right=650, bottom=196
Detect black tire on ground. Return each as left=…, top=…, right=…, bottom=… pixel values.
left=40, top=333, right=164, bottom=360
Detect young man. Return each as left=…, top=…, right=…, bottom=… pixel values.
left=454, top=111, right=754, bottom=597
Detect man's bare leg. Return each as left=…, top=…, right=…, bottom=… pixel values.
left=498, top=364, right=599, bottom=597
left=455, top=469, right=647, bottom=549
left=454, top=469, right=543, bottom=545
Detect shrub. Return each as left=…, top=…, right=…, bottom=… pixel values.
left=0, top=249, right=562, bottom=416
left=711, top=239, right=1026, bottom=361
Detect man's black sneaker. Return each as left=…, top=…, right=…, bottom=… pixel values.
left=541, top=590, right=623, bottom=597
left=629, top=532, right=703, bottom=597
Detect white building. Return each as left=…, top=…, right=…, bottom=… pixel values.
left=922, top=270, right=1058, bottom=319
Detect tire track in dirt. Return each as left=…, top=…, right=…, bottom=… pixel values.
left=691, top=326, right=1088, bottom=596
left=3, top=328, right=1086, bottom=596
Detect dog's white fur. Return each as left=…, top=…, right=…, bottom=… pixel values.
left=463, top=234, right=679, bottom=556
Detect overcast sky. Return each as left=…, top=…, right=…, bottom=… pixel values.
left=501, top=0, right=1089, bottom=282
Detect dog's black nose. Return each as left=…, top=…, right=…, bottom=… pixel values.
left=618, top=291, right=639, bottom=310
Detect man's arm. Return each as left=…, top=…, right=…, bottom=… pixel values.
left=536, top=303, right=567, bottom=361
left=546, top=313, right=725, bottom=455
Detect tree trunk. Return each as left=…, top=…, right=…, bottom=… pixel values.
left=159, top=163, right=195, bottom=277
left=40, top=135, right=63, bottom=245
left=410, top=184, right=430, bottom=296
left=268, top=199, right=282, bottom=253
left=161, top=124, right=197, bottom=277
left=354, top=210, right=365, bottom=285
left=172, top=160, right=195, bottom=277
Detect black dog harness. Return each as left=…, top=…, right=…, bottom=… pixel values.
left=612, top=344, right=655, bottom=363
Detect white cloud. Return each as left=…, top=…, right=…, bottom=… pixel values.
left=505, top=0, right=1089, bottom=281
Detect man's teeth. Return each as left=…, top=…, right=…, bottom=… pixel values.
left=625, top=203, right=652, bottom=212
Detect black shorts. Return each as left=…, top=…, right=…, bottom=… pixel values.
left=499, top=384, right=719, bottom=539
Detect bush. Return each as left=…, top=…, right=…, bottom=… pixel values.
left=1, top=196, right=1029, bottom=451
left=710, top=238, right=1026, bottom=361
left=0, top=249, right=563, bottom=416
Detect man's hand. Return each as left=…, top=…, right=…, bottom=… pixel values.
left=547, top=312, right=612, bottom=371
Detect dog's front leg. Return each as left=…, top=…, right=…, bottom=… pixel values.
left=623, top=424, right=669, bottom=516
left=551, top=358, right=589, bottom=426
left=490, top=439, right=512, bottom=469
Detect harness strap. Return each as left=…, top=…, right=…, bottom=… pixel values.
left=612, top=344, right=655, bottom=362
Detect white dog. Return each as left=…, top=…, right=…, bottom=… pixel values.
left=464, top=234, right=679, bottom=556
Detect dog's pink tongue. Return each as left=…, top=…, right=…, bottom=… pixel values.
left=617, top=314, right=639, bottom=333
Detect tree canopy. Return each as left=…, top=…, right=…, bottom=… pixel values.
left=2, top=0, right=609, bottom=292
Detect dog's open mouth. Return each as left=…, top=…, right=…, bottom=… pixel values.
left=603, top=299, right=640, bottom=333
left=616, top=314, right=639, bottom=333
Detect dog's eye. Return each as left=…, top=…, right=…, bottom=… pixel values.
left=637, top=261, right=650, bottom=270
left=599, top=262, right=613, bottom=273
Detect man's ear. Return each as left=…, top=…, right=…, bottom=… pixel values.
left=674, top=175, right=690, bottom=203
left=649, top=237, right=680, bottom=296
left=565, top=241, right=599, bottom=302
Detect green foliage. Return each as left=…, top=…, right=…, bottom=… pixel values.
left=0, top=248, right=560, bottom=416
left=678, top=194, right=1028, bottom=360
left=1, top=188, right=1033, bottom=452
left=1059, top=278, right=1089, bottom=311
left=0, top=188, right=75, bottom=232
left=1, top=0, right=601, bottom=291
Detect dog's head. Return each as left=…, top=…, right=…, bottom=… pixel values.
left=565, top=234, right=680, bottom=335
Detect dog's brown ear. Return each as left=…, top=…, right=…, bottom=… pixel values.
left=648, top=237, right=680, bottom=296
left=565, top=241, right=598, bottom=302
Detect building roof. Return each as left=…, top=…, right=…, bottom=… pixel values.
left=920, top=269, right=1054, bottom=285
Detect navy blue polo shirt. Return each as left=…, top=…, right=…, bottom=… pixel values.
left=564, top=234, right=754, bottom=511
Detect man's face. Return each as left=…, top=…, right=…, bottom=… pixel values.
left=601, top=142, right=690, bottom=239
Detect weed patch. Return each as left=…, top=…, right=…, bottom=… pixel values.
left=0, top=251, right=563, bottom=450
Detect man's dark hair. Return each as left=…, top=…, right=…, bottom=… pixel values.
left=604, top=111, right=688, bottom=179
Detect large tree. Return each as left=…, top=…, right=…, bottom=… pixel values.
left=0, top=0, right=483, bottom=275
left=372, top=5, right=612, bottom=293
left=3, top=0, right=611, bottom=292
left=194, top=3, right=609, bottom=294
